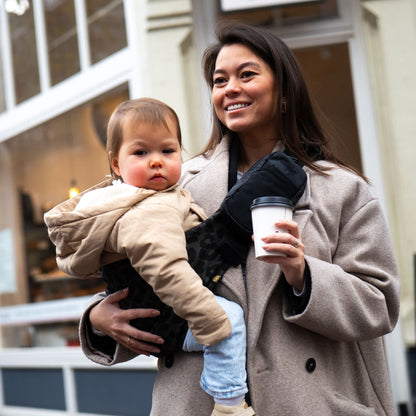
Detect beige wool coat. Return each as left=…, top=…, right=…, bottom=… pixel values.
left=79, top=137, right=400, bottom=416
left=45, top=180, right=231, bottom=346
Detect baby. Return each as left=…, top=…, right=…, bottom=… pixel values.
left=45, top=98, right=255, bottom=416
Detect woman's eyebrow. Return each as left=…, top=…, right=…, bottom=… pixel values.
left=213, top=61, right=262, bottom=75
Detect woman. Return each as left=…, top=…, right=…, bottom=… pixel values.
left=80, top=23, right=400, bottom=415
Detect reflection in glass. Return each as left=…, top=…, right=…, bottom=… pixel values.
left=86, top=0, right=127, bottom=65
left=44, top=0, right=80, bottom=86
left=8, top=5, right=40, bottom=103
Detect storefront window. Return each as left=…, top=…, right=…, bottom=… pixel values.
left=44, top=0, right=80, bottom=86
left=2, top=0, right=127, bottom=109
left=86, top=0, right=127, bottom=65
left=7, top=108, right=109, bottom=304
left=8, top=4, right=40, bottom=103
left=1, top=85, right=129, bottom=348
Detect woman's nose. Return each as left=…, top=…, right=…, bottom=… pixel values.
left=225, top=78, right=241, bottom=96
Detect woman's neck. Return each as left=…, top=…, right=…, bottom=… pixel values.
left=238, top=137, right=280, bottom=171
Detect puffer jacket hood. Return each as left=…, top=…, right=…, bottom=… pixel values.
left=44, top=178, right=159, bottom=277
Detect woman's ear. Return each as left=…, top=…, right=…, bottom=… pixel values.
left=281, top=97, right=287, bottom=114
left=109, top=151, right=121, bottom=177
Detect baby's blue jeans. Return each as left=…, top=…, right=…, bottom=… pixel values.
left=182, top=295, right=248, bottom=399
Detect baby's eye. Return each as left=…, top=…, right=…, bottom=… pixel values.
left=135, top=150, right=147, bottom=156
left=163, top=149, right=175, bottom=154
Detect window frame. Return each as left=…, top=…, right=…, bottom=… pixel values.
left=0, top=0, right=134, bottom=143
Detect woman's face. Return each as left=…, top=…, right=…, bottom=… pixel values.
left=211, top=43, right=279, bottom=141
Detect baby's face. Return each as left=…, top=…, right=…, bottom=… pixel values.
left=111, top=119, right=182, bottom=191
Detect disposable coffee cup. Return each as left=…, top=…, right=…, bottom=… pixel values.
left=250, top=196, right=293, bottom=259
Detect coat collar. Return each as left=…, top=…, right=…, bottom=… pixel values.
left=180, top=136, right=232, bottom=217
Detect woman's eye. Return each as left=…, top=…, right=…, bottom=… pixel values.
left=213, top=77, right=226, bottom=85
left=241, top=70, right=255, bottom=79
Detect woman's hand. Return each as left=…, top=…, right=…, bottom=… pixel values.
left=257, top=219, right=306, bottom=292
left=89, top=288, right=164, bottom=356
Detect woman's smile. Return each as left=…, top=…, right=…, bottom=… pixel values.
left=226, top=102, right=250, bottom=112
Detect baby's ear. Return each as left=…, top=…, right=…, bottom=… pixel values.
left=109, top=151, right=120, bottom=176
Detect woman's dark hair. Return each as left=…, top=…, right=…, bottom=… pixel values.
left=202, top=22, right=366, bottom=179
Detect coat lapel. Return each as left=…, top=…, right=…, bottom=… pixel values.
left=180, top=138, right=231, bottom=217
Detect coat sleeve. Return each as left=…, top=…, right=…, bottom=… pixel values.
left=284, top=181, right=400, bottom=342
left=110, top=198, right=231, bottom=346
left=78, top=292, right=140, bottom=366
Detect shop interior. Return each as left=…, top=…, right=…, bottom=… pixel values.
left=0, top=84, right=129, bottom=347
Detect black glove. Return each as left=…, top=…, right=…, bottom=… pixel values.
left=185, top=151, right=307, bottom=289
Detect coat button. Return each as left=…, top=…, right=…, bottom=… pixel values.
left=165, top=354, right=174, bottom=368
left=305, top=358, right=316, bottom=373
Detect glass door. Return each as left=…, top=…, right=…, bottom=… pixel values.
left=293, top=42, right=362, bottom=172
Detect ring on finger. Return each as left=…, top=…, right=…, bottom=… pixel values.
left=127, top=336, right=132, bottom=346
left=293, top=238, right=299, bottom=248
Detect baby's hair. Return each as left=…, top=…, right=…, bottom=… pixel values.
left=106, top=97, right=182, bottom=179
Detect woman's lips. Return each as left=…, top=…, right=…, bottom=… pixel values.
left=226, top=103, right=250, bottom=111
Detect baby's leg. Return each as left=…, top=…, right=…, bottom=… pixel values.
left=182, top=296, right=248, bottom=402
